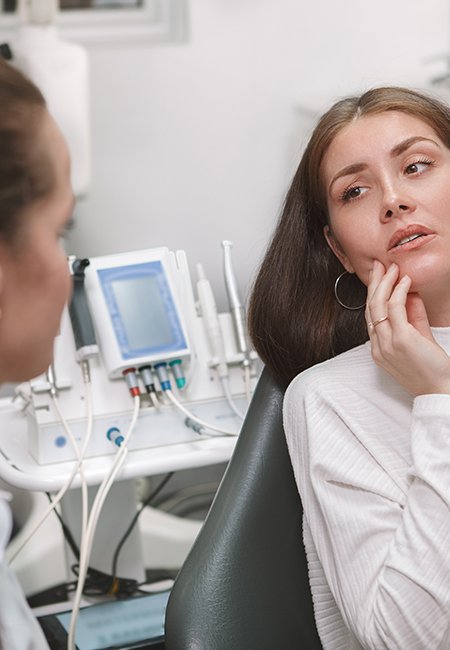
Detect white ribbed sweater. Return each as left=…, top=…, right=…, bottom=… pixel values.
left=283, top=328, right=450, bottom=650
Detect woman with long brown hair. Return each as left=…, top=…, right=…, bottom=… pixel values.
left=0, top=58, right=73, bottom=648
left=249, top=87, right=450, bottom=648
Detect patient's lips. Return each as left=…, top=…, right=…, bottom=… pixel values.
left=388, top=224, right=436, bottom=253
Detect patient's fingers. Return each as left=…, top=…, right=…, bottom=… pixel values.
left=366, top=263, right=399, bottom=334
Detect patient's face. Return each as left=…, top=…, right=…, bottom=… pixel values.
left=322, top=110, right=450, bottom=306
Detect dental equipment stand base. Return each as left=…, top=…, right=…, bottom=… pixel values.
left=0, top=398, right=235, bottom=599
left=60, top=480, right=146, bottom=584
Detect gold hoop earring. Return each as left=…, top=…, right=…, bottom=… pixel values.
left=334, top=272, right=366, bottom=311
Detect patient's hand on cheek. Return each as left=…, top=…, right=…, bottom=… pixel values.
left=366, top=260, right=450, bottom=397
left=404, top=291, right=434, bottom=340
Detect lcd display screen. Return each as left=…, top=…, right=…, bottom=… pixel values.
left=97, top=261, right=188, bottom=360
left=111, top=275, right=173, bottom=351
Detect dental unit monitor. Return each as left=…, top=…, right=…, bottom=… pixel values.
left=19, top=245, right=256, bottom=466
left=85, top=250, right=190, bottom=378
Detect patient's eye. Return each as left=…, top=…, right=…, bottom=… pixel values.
left=340, top=185, right=367, bottom=202
left=404, top=159, right=434, bottom=175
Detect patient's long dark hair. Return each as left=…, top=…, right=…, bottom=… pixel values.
left=248, top=86, right=450, bottom=386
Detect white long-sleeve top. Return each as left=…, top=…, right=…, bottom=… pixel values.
left=283, top=327, right=450, bottom=650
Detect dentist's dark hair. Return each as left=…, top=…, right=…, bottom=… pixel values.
left=248, top=86, right=450, bottom=386
left=0, top=59, right=53, bottom=243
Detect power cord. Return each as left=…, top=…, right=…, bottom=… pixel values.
left=110, top=472, right=174, bottom=590
left=45, top=493, right=79, bottom=561
left=39, top=472, right=175, bottom=602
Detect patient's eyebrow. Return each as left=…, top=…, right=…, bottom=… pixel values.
left=390, top=135, right=440, bottom=157
left=329, top=163, right=368, bottom=192
left=328, top=136, right=441, bottom=193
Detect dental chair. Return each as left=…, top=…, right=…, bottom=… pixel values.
left=164, top=367, right=322, bottom=650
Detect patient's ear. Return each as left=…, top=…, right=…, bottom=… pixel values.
left=323, top=226, right=354, bottom=273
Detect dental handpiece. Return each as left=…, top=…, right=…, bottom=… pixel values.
left=69, top=258, right=98, bottom=362
left=46, top=364, right=58, bottom=397
left=196, top=263, right=228, bottom=378
left=221, top=240, right=251, bottom=367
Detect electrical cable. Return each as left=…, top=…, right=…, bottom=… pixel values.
left=8, top=361, right=93, bottom=565
left=68, top=442, right=130, bottom=647
left=46, top=493, right=80, bottom=560
left=195, top=262, right=244, bottom=417
left=40, top=475, right=175, bottom=602
left=110, top=472, right=174, bottom=586
left=220, top=376, right=245, bottom=419
left=154, top=481, right=220, bottom=515
left=68, top=394, right=140, bottom=650
left=182, top=348, right=196, bottom=389
left=243, top=364, right=252, bottom=403
left=165, top=389, right=237, bottom=436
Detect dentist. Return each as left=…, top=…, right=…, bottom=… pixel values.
left=0, top=58, right=73, bottom=648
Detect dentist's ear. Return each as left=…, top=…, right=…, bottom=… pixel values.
left=323, top=225, right=355, bottom=273
left=0, top=264, right=4, bottom=322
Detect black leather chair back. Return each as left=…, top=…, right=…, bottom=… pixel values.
left=164, top=367, right=322, bottom=649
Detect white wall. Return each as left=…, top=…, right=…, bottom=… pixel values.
left=68, top=0, right=449, bottom=309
